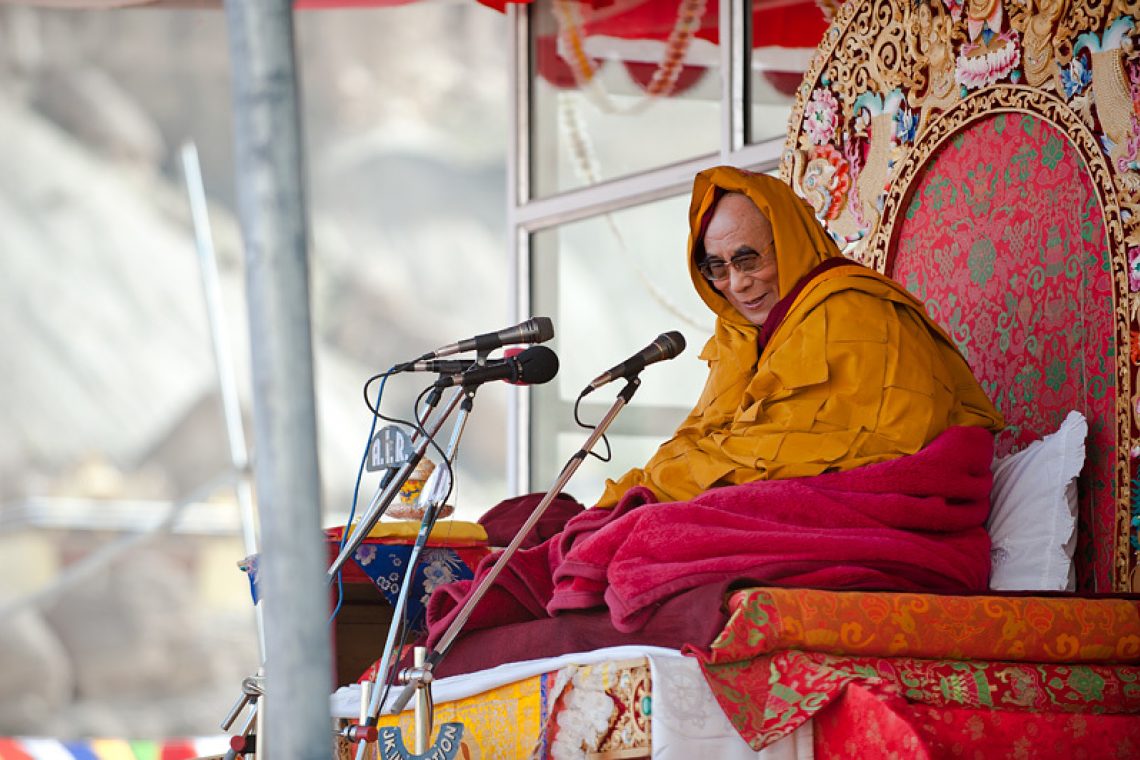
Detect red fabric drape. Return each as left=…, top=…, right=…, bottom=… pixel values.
left=531, top=0, right=831, bottom=96
left=482, top=0, right=830, bottom=46
left=294, top=0, right=422, bottom=7
left=475, top=0, right=830, bottom=47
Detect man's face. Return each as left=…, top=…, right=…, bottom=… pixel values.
left=700, top=194, right=780, bottom=326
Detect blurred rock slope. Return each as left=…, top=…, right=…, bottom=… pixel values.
left=0, top=3, right=510, bottom=512
left=0, top=2, right=509, bottom=737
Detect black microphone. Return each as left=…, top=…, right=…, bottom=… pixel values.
left=421, top=317, right=555, bottom=360
left=580, top=331, right=687, bottom=396
left=435, top=345, right=559, bottom=388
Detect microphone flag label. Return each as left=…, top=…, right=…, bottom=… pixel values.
left=367, top=426, right=413, bottom=472
left=377, top=723, right=465, bottom=760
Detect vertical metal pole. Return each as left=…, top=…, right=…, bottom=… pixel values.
left=722, top=0, right=746, bottom=156
left=223, top=2, right=333, bottom=758
left=180, top=142, right=267, bottom=661
left=506, top=3, right=528, bottom=496
left=413, top=647, right=430, bottom=753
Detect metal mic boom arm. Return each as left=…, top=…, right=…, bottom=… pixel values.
left=351, top=388, right=479, bottom=760
left=389, top=376, right=643, bottom=714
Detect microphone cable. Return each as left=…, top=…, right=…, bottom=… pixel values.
left=329, top=367, right=458, bottom=625
left=349, top=379, right=462, bottom=708
left=372, top=380, right=483, bottom=719
left=361, top=369, right=397, bottom=417
left=329, top=365, right=398, bottom=625
left=366, top=383, right=459, bottom=725
left=572, top=394, right=613, bottom=464
left=363, top=368, right=452, bottom=425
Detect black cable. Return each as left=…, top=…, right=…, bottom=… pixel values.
left=330, top=366, right=400, bottom=626
left=362, top=371, right=423, bottom=432
left=572, top=394, right=613, bottom=462
left=362, top=370, right=396, bottom=416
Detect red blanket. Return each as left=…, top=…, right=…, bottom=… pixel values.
left=426, top=426, right=994, bottom=646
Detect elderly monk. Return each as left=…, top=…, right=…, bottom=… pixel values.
left=595, top=165, right=1003, bottom=508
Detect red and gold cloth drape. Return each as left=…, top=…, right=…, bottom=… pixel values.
left=686, top=587, right=1140, bottom=749
left=813, top=682, right=1140, bottom=759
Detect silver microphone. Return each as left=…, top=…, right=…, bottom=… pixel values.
left=580, top=332, right=687, bottom=396
left=422, top=317, right=555, bottom=360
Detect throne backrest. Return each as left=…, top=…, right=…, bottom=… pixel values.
left=780, top=0, right=1140, bottom=592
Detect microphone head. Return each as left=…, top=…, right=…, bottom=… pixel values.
left=655, top=331, right=687, bottom=359
left=528, top=316, right=555, bottom=344
left=514, top=344, right=559, bottom=385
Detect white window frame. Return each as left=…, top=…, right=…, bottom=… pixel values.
left=506, top=0, right=788, bottom=493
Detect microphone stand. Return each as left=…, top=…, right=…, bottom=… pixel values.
left=219, top=354, right=484, bottom=758
left=387, top=376, right=643, bottom=716
left=327, top=384, right=464, bottom=582
left=352, top=387, right=479, bottom=759
left=329, top=349, right=493, bottom=580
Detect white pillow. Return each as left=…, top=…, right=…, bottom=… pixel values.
left=987, top=410, right=1087, bottom=592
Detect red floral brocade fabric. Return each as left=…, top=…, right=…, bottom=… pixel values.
left=686, top=588, right=1140, bottom=749
left=891, top=114, right=1112, bottom=462
left=889, top=112, right=1115, bottom=591
left=813, top=683, right=1140, bottom=760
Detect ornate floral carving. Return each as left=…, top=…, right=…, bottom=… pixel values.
left=799, top=144, right=852, bottom=221
left=905, top=0, right=962, bottom=130
left=805, top=87, right=842, bottom=145
left=1074, top=16, right=1139, bottom=172
left=1016, top=0, right=1073, bottom=90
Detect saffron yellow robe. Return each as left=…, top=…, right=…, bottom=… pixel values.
left=596, top=166, right=1003, bottom=508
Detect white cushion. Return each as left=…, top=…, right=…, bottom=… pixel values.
left=987, top=410, right=1087, bottom=591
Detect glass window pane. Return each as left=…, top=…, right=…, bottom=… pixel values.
left=748, top=0, right=833, bottom=144
left=529, top=0, right=722, bottom=197
left=529, top=195, right=714, bottom=503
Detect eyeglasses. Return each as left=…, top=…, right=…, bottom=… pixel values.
left=697, top=245, right=774, bottom=282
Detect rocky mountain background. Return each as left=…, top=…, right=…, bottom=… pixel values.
left=0, top=1, right=510, bottom=738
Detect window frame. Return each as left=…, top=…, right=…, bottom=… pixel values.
left=506, top=0, right=787, bottom=493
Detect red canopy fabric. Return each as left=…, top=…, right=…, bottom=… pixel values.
left=295, top=0, right=421, bottom=6
left=475, top=0, right=830, bottom=46
left=530, top=0, right=832, bottom=97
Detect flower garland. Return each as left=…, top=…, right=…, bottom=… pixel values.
left=553, top=0, right=709, bottom=115
left=549, top=0, right=716, bottom=331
